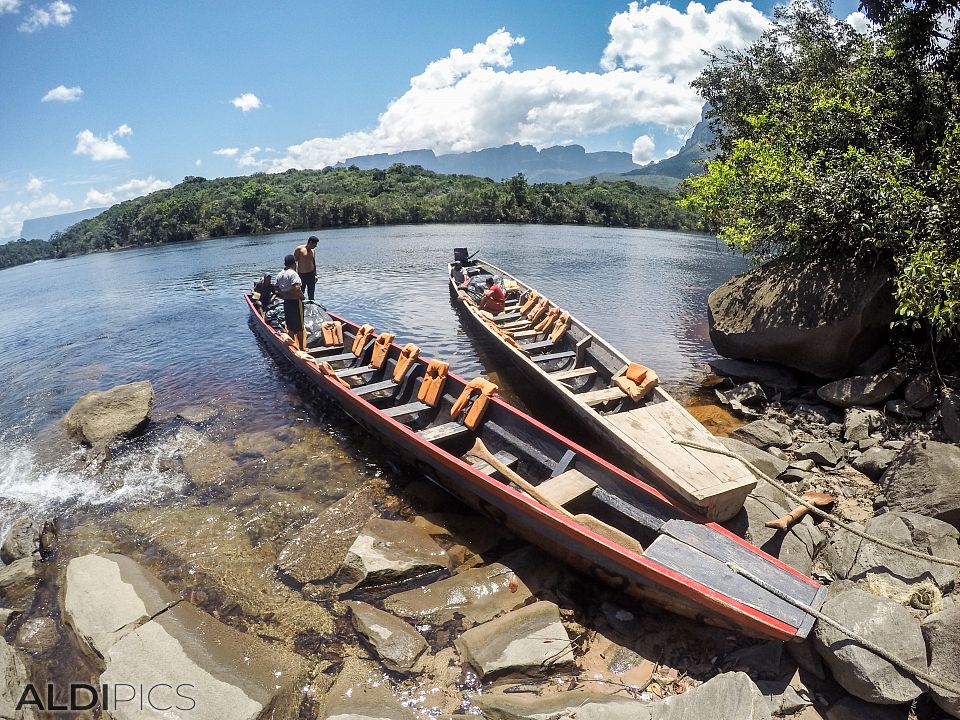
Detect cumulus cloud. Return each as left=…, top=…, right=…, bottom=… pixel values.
left=601, top=0, right=770, bottom=83
left=0, top=192, right=74, bottom=238
left=73, top=125, right=133, bottom=161
left=212, top=147, right=239, bottom=156
left=25, top=176, right=44, bottom=193
left=230, top=92, right=262, bottom=112
left=254, top=28, right=713, bottom=172
left=0, top=0, right=22, bottom=14
left=18, top=0, right=74, bottom=32
left=845, top=11, right=874, bottom=33
left=41, top=84, right=82, bottom=102
left=83, top=176, right=172, bottom=207
left=631, top=135, right=656, bottom=164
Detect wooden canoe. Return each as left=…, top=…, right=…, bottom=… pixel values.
left=246, top=294, right=824, bottom=640
left=448, top=257, right=757, bottom=522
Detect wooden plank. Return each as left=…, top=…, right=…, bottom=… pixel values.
left=320, top=351, right=358, bottom=364
left=549, top=366, right=597, bottom=382
left=493, top=312, right=524, bottom=324
left=661, top=519, right=821, bottom=609
left=520, top=339, right=554, bottom=353
left=467, top=450, right=519, bottom=476
left=591, top=486, right=672, bottom=532
left=512, top=329, right=541, bottom=339
left=384, top=401, right=431, bottom=420
left=575, top=335, right=593, bottom=365
left=643, top=534, right=808, bottom=629
left=537, top=468, right=597, bottom=507
left=484, top=421, right=556, bottom=471
left=355, top=379, right=397, bottom=397
left=308, top=345, right=345, bottom=355
left=532, top=351, right=575, bottom=364
left=418, top=422, right=471, bottom=443
left=551, top=449, right=576, bottom=477
left=335, top=365, right=375, bottom=378
left=576, top=387, right=625, bottom=406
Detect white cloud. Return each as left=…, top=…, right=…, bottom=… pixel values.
left=0, top=192, right=74, bottom=238
left=0, top=0, right=21, bottom=14
left=258, top=28, right=713, bottom=172
left=230, top=92, right=262, bottom=112
left=212, top=147, right=239, bottom=156
left=601, top=0, right=770, bottom=83
left=41, top=84, right=82, bottom=102
left=18, top=0, right=74, bottom=32
left=845, top=11, right=874, bottom=34
left=26, top=176, right=44, bottom=193
left=195, top=159, right=202, bottom=167
left=73, top=125, right=133, bottom=161
left=83, top=176, right=172, bottom=207
left=631, top=135, right=656, bottom=164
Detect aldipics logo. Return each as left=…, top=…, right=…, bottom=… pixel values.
left=16, top=683, right=197, bottom=712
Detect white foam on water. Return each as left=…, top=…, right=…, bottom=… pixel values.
left=0, top=429, right=192, bottom=535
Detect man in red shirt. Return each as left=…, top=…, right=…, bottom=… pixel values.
left=478, top=276, right=506, bottom=315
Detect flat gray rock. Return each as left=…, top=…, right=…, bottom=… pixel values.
left=813, top=586, right=926, bottom=704
left=338, top=518, right=448, bottom=587
left=477, top=692, right=651, bottom=720
left=823, top=512, right=960, bottom=592
left=881, top=441, right=960, bottom=528
left=720, top=437, right=789, bottom=479
left=323, top=656, right=413, bottom=720
left=102, top=602, right=305, bottom=720
left=921, top=604, right=960, bottom=717
left=0, top=557, right=39, bottom=600
left=346, top=601, right=427, bottom=673
left=651, top=671, right=771, bottom=720
left=732, top=419, right=793, bottom=449
left=62, top=380, right=153, bottom=447
left=795, top=441, right=841, bottom=467
left=63, top=553, right=180, bottom=657
left=0, top=637, right=35, bottom=720
left=817, top=371, right=905, bottom=408
left=843, top=408, right=881, bottom=442
left=851, top=446, right=898, bottom=480
left=825, top=695, right=909, bottom=720
left=455, top=601, right=574, bottom=678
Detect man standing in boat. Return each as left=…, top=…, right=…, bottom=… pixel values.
left=276, top=254, right=306, bottom=350
left=294, top=235, right=319, bottom=301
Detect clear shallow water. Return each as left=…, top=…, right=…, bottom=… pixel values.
left=0, top=224, right=747, bottom=527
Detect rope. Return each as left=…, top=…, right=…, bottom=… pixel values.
left=728, top=561, right=960, bottom=696
left=673, top=439, right=960, bottom=568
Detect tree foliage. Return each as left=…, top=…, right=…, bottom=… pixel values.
left=680, top=0, right=960, bottom=342
left=0, top=166, right=699, bottom=271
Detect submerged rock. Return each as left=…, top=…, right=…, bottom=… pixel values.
left=455, top=601, right=574, bottom=678
left=880, top=441, right=960, bottom=529
left=338, top=518, right=448, bottom=588
left=707, top=256, right=894, bottom=379
left=813, top=586, right=926, bottom=704
left=14, top=617, right=58, bottom=655
left=62, top=380, right=154, bottom=447
left=346, top=601, right=428, bottom=674
left=323, top=656, right=412, bottom=720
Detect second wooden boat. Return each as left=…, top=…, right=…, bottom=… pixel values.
left=448, top=253, right=757, bottom=522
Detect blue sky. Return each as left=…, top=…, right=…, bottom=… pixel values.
left=0, top=0, right=864, bottom=238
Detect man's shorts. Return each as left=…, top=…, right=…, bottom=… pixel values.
left=283, top=299, right=304, bottom=333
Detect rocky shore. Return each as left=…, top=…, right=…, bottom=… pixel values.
left=3, top=333, right=960, bottom=720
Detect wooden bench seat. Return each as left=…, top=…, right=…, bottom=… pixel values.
left=576, top=387, right=626, bottom=406
left=466, top=450, right=519, bottom=477
left=550, top=367, right=598, bottom=382
left=532, top=351, right=575, bottom=364
left=536, top=469, right=598, bottom=507
left=417, top=422, right=471, bottom=443
left=383, top=401, right=431, bottom=421
left=322, top=351, right=360, bottom=364
left=355, top=379, right=397, bottom=397
left=335, top=365, right=375, bottom=378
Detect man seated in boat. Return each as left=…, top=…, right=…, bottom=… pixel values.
left=275, top=254, right=306, bottom=349
left=477, top=276, right=506, bottom=315
left=450, top=262, right=470, bottom=289
left=252, top=273, right=276, bottom=313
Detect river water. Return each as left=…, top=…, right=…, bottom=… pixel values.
left=0, top=224, right=748, bottom=712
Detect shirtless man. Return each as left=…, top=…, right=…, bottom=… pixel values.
left=294, top=235, right=319, bottom=301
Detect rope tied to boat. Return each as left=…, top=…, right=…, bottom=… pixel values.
left=672, top=439, right=960, bottom=568
left=727, top=561, right=960, bottom=696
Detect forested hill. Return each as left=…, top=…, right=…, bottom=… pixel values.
left=0, top=165, right=699, bottom=270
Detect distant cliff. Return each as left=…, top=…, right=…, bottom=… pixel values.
left=626, top=116, right=716, bottom=181
left=341, top=143, right=641, bottom=183
left=20, top=206, right=107, bottom=241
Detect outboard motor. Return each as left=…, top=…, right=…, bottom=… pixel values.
left=453, top=247, right=469, bottom=264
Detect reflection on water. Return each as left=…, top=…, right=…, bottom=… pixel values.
left=0, top=225, right=747, bottom=715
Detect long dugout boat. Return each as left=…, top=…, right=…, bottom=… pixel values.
left=448, top=253, right=757, bottom=522
left=245, top=293, right=824, bottom=641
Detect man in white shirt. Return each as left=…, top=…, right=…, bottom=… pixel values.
left=275, top=254, right=305, bottom=349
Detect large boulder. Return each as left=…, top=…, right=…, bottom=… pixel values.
left=921, top=604, right=960, bottom=717
left=813, top=586, right=926, bottom=704
left=455, top=601, right=574, bottom=678
left=707, top=257, right=894, bottom=379
left=880, top=441, right=960, bottom=529
left=817, top=371, right=906, bottom=408
left=62, top=381, right=154, bottom=447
